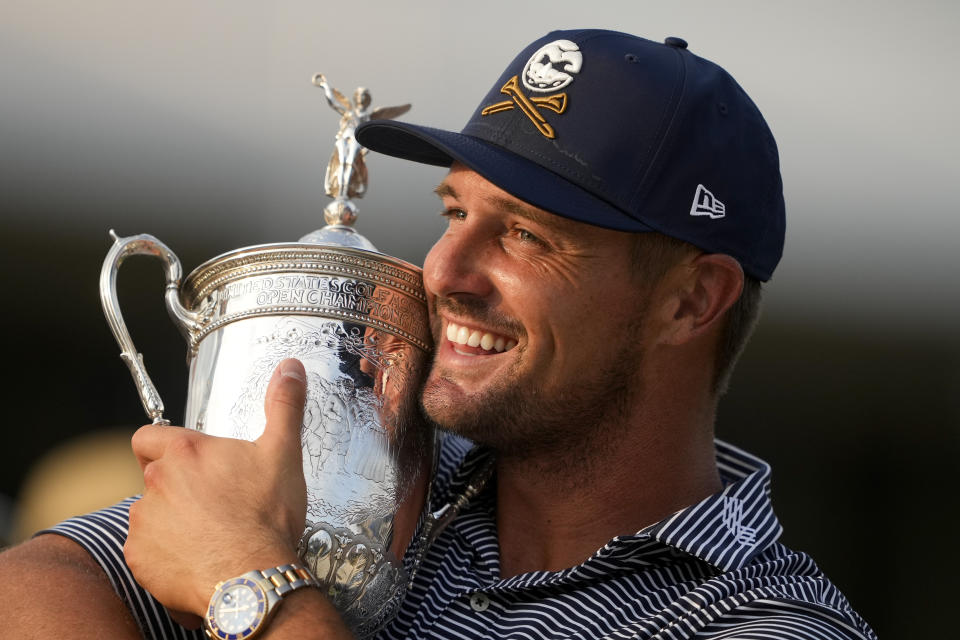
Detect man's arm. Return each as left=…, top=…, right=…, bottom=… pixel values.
left=0, top=359, right=353, bottom=639
left=124, top=358, right=354, bottom=639
left=0, top=533, right=141, bottom=637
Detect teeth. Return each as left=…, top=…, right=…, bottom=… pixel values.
left=445, top=321, right=516, bottom=353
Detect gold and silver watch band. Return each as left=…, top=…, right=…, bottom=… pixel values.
left=255, top=563, right=319, bottom=597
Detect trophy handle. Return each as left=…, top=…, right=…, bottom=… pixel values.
left=99, top=230, right=200, bottom=425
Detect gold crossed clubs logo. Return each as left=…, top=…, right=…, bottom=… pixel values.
left=480, top=75, right=568, bottom=139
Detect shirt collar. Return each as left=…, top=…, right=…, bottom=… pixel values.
left=431, top=437, right=783, bottom=577
left=634, top=439, right=784, bottom=571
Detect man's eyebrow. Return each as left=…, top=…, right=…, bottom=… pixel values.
left=488, top=195, right=556, bottom=228
left=433, top=182, right=457, bottom=199
left=434, top=181, right=560, bottom=229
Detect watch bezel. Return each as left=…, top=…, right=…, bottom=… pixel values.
left=205, top=576, right=269, bottom=640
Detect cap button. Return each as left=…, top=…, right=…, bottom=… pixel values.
left=664, top=36, right=688, bottom=49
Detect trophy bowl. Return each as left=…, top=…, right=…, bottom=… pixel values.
left=101, top=235, right=434, bottom=637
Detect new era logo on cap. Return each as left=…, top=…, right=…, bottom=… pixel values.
left=690, top=184, right=726, bottom=219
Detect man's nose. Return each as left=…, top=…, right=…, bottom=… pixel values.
left=423, top=229, right=494, bottom=301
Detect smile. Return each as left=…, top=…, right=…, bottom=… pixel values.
left=445, top=320, right=518, bottom=356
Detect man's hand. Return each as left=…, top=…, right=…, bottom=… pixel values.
left=125, top=358, right=309, bottom=619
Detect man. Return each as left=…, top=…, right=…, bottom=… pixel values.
left=1, top=29, right=877, bottom=639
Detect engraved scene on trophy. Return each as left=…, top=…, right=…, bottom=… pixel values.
left=226, top=316, right=411, bottom=527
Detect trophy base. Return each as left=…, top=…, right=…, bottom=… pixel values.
left=299, top=522, right=407, bottom=638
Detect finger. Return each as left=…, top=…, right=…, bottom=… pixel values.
left=131, top=423, right=191, bottom=470
left=257, top=359, right=307, bottom=458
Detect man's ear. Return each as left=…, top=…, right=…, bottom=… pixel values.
left=659, top=254, right=744, bottom=346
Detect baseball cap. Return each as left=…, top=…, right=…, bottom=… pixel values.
left=356, top=29, right=785, bottom=281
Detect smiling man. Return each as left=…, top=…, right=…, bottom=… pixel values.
left=1, top=29, right=876, bottom=639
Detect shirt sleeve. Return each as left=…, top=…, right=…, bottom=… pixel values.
left=40, top=497, right=205, bottom=640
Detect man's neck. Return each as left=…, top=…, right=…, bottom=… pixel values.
left=492, top=411, right=722, bottom=578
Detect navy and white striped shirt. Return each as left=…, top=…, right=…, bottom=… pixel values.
left=46, top=438, right=877, bottom=639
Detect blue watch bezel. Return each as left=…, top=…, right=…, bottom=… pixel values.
left=206, top=576, right=269, bottom=640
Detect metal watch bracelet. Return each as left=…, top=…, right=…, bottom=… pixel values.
left=258, top=563, right=319, bottom=596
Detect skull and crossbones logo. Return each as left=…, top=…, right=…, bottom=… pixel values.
left=481, top=40, right=583, bottom=139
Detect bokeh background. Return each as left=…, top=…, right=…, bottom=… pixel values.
left=2, top=1, right=957, bottom=637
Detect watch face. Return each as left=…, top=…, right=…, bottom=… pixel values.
left=207, top=577, right=267, bottom=639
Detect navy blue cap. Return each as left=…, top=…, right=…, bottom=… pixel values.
left=356, top=29, right=785, bottom=281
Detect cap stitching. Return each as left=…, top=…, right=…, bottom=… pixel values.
left=627, top=46, right=688, bottom=216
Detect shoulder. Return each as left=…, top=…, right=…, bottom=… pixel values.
left=691, top=544, right=877, bottom=640
left=695, top=599, right=876, bottom=639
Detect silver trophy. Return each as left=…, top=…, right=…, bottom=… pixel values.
left=100, top=76, right=429, bottom=637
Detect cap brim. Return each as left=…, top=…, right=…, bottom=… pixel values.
left=356, top=120, right=654, bottom=234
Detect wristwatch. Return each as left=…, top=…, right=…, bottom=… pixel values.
left=204, top=563, right=319, bottom=640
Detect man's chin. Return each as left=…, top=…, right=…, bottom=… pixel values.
left=419, top=372, right=550, bottom=453
left=420, top=378, right=465, bottom=430
left=420, top=377, right=493, bottom=442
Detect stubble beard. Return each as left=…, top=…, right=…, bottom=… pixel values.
left=419, top=310, right=646, bottom=481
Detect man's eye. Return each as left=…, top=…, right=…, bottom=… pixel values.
left=440, top=208, right=467, bottom=221
left=516, top=228, right=542, bottom=244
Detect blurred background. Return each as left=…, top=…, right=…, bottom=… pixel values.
left=2, top=1, right=957, bottom=636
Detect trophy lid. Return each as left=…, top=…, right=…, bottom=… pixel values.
left=301, top=74, right=410, bottom=253
left=299, top=200, right=379, bottom=251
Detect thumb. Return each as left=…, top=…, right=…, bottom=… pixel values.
left=257, top=358, right=307, bottom=457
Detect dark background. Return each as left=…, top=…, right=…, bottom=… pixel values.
left=3, top=2, right=959, bottom=638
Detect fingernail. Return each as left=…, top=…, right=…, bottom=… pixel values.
left=279, top=359, right=306, bottom=382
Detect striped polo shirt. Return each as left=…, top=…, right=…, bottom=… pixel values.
left=45, top=437, right=877, bottom=639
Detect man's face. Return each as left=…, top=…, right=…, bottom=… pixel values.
left=420, top=165, right=656, bottom=459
